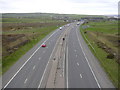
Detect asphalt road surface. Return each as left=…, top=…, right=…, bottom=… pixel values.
left=67, top=23, right=99, bottom=88
left=3, top=25, right=67, bottom=88
left=3, top=22, right=114, bottom=88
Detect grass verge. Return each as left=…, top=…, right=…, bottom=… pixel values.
left=80, top=26, right=119, bottom=88
left=2, top=26, right=58, bottom=74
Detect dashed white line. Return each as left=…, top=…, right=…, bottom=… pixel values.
left=33, top=65, right=36, bottom=70
left=3, top=29, right=58, bottom=88
left=74, top=50, right=77, bottom=52
left=76, top=54, right=77, bottom=57
left=77, top=62, right=79, bottom=66
left=80, top=74, right=82, bottom=78
left=24, top=78, right=28, bottom=84
left=39, top=57, right=41, bottom=60
left=60, top=74, right=62, bottom=77
left=60, top=42, right=62, bottom=45
left=38, top=31, right=60, bottom=88
left=76, top=27, right=101, bottom=88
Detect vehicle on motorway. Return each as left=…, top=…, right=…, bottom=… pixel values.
left=59, top=27, right=62, bottom=30
left=77, top=22, right=80, bottom=25
left=41, top=43, right=46, bottom=47
left=67, top=24, right=70, bottom=26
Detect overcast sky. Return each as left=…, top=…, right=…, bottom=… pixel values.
left=0, top=0, right=119, bottom=15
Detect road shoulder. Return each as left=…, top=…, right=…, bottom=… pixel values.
left=77, top=26, right=114, bottom=88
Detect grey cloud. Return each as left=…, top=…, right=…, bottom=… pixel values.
left=66, top=0, right=119, bottom=3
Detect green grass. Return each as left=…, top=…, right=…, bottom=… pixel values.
left=82, top=20, right=119, bottom=56
left=2, top=13, right=106, bottom=24
left=86, top=21, right=118, bottom=34
left=2, top=17, right=63, bottom=23
left=3, top=26, right=59, bottom=34
left=2, top=26, right=58, bottom=74
left=80, top=24, right=119, bottom=87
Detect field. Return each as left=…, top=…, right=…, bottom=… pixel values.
left=1, top=13, right=108, bottom=76
left=80, top=20, right=119, bottom=87
left=2, top=13, right=69, bottom=74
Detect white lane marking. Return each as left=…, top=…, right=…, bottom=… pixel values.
left=81, top=28, right=96, bottom=53
left=38, top=32, right=60, bottom=88
left=60, top=74, right=62, bottom=77
left=63, top=45, right=65, bottom=77
left=74, top=49, right=77, bottom=52
left=76, top=54, right=77, bottom=57
left=77, top=62, right=79, bottom=66
left=46, top=47, right=48, bottom=48
left=60, top=43, right=62, bottom=45
left=33, top=65, right=36, bottom=70
left=4, top=29, right=58, bottom=88
left=66, top=25, right=72, bottom=88
left=66, top=46, right=69, bottom=88
left=80, top=74, right=82, bottom=78
left=24, top=78, right=28, bottom=84
left=39, top=57, right=41, bottom=60
left=76, top=28, right=101, bottom=88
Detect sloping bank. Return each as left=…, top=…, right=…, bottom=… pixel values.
left=2, top=24, right=66, bottom=74
left=80, top=21, right=119, bottom=88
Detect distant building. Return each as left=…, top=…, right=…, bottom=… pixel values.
left=81, top=17, right=105, bottom=22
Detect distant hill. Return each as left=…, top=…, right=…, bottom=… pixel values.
left=2, top=13, right=106, bottom=19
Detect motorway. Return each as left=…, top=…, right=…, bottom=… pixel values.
left=3, top=24, right=67, bottom=88
left=67, top=23, right=99, bottom=88
left=2, top=22, right=114, bottom=88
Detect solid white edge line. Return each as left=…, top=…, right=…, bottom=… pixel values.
left=37, top=31, right=60, bottom=88
left=66, top=25, right=72, bottom=88
left=63, top=44, right=65, bottom=77
left=76, top=27, right=101, bottom=88
left=66, top=46, right=69, bottom=88
left=4, top=30, right=58, bottom=88
left=81, top=28, right=96, bottom=53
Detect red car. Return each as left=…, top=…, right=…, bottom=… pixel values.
left=41, top=43, right=46, bottom=47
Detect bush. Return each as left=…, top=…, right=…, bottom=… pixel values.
left=84, top=31, right=87, bottom=34
left=107, top=53, right=115, bottom=59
